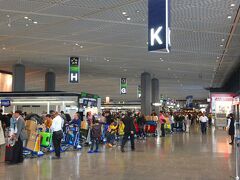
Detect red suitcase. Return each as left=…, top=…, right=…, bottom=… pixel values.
left=145, top=125, right=157, bottom=133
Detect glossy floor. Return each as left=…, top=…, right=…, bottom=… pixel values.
left=0, top=127, right=237, bottom=180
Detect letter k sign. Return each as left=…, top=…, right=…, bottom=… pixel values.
left=150, top=26, right=163, bottom=46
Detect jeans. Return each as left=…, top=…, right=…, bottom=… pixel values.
left=90, top=138, right=99, bottom=151
left=171, top=123, right=174, bottom=132
left=138, top=127, right=145, bottom=138
left=201, top=122, right=207, bottom=134
left=161, top=124, right=165, bottom=137
left=106, top=133, right=115, bottom=145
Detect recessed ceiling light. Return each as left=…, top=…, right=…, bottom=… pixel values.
left=7, top=23, right=11, bottom=27
left=221, top=38, right=225, bottom=42
left=228, top=16, right=232, bottom=19
left=80, top=45, right=83, bottom=48
left=127, top=17, right=131, bottom=21
left=230, top=3, right=235, bottom=7
left=136, top=10, right=140, bottom=13
left=28, top=18, right=32, bottom=21
left=75, top=43, right=79, bottom=46
left=220, top=44, right=223, bottom=47
left=2, top=47, right=6, bottom=50
left=161, top=59, right=164, bottom=62
left=6, top=15, right=10, bottom=18
left=24, top=16, right=28, bottom=19
left=26, top=24, right=29, bottom=27
left=217, top=56, right=219, bottom=59
left=122, top=12, right=127, bottom=15
left=33, top=21, right=38, bottom=24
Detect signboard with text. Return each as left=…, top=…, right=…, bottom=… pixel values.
left=120, top=78, right=127, bottom=94
left=1, top=99, right=11, bottom=107
left=148, top=0, right=171, bottom=53
left=69, top=57, right=80, bottom=83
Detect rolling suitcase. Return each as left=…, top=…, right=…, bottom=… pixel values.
left=5, top=145, right=14, bottom=162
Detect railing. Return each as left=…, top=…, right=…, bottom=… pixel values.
left=234, top=121, right=240, bottom=180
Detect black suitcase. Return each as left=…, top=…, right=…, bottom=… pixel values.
left=5, top=145, right=13, bottom=162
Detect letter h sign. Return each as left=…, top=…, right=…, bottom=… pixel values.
left=69, top=57, right=80, bottom=83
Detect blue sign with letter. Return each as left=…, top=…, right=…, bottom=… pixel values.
left=148, top=0, right=171, bottom=53
left=1, top=99, right=11, bottom=107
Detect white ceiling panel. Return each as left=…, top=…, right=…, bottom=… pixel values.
left=0, top=0, right=239, bottom=101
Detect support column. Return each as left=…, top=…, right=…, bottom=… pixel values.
left=152, top=78, right=160, bottom=113
left=141, top=72, right=151, bottom=115
left=45, top=71, right=56, bottom=91
left=12, top=64, right=25, bottom=91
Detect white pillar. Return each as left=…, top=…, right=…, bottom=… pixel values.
left=13, top=105, right=16, bottom=113
left=47, top=102, right=50, bottom=114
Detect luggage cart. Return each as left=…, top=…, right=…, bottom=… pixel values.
left=145, top=121, right=158, bottom=137
left=61, top=124, right=81, bottom=151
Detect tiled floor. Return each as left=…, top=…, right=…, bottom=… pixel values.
left=0, top=126, right=237, bottom=180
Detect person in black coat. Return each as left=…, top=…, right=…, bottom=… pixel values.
left=226, top=113, right=235, bottom=145
left=121, top=111, right=135, bottom=152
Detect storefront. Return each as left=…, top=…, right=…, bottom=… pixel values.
left=210, top=93, right=234, bottom=127
left=0, top=91, right=101, bottom=118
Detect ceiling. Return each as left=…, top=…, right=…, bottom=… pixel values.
left=0, top=0, right=239, bottom=101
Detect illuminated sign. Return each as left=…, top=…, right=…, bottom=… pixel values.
left=137, top=85, right=141, bottom=98
left=1, top=99, right=11, bottom=107
left=148, top=0, right=171, bottom=53
left=69, top=57, right=80, bottom=83
left=120, top=78, right=127, bottom=94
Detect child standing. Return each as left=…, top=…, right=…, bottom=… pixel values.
left=88, top=120, right=102, bottom=153
left=117, top=119, right=125, bottom=145
left=106, top=121, right=118, bottom=147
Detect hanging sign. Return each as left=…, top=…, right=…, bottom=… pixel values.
left=120, top=78, right=127, bottom=94
left=148, top=0, right=171, bottom=53
left=1, top=99, right=11, bottom=107
left=69, top=57, right=80, bottom=83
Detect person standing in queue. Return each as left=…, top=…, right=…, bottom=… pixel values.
left=199, top=112, right=208, bottom=134
left=50, top=112, right=64, bottom=159
left=159, top=111, right=166, bottom=137
left=226, top=113, right=235, bottom=145
left=11, top=110, right=27, bottom=164
left=121, top=111, right=135, bottom=152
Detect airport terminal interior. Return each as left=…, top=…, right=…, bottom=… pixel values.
left=0, top=0, right=240, bottom=179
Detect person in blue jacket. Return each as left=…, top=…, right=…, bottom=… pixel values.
left=69, top=113, right=81, bottom=149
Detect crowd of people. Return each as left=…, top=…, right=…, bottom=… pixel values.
left=0, top=108, right=236, bottom=164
